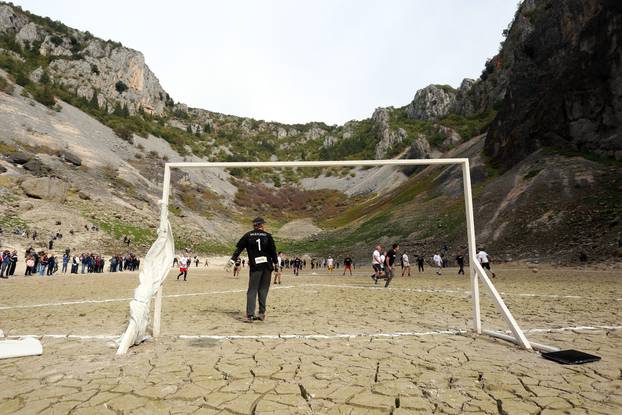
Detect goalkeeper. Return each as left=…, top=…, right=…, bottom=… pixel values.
left=226, top=217, right=278, bottom=322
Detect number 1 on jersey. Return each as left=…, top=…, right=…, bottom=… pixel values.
left=256, top=238, right=261, bottom=251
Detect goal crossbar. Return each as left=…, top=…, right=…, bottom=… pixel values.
left=116, top=158, right=535, bottom=354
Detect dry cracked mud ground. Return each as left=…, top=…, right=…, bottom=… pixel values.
left=0, top=265, right=620, bottom=414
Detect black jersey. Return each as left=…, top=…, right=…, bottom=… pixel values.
left=456, top=255, right=465, bottom=266
left=344, top=257, right=352, bottom=266
left=231, top=230, right=278, bottom=271
left=386, top=249, right=397, bottom=267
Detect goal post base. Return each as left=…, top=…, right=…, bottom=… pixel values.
left=481, top=329, right=559, bottom=353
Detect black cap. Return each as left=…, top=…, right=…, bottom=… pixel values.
left=252, top=217, right=266, bottom=225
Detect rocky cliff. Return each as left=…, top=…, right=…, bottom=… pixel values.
left=485, top=0, right=622, bottom=168
left=0, top=4, right=169, bottom=115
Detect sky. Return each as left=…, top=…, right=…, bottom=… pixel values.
left=13, top=1, right=518, bottom=125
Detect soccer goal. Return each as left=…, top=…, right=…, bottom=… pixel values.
left=116, top=158, right=547, bottom=355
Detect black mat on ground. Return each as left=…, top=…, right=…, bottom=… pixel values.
left=541, top=349, right=601, bottom=365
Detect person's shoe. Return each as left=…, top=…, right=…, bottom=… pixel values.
left=254, top=314, right=265, bottom=321
left=184, top=278, right=186, bottom=281
left=244, top=315, right=254, bottom=323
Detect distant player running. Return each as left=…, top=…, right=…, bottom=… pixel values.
left=233, top=257, right=242, bottom=278
left=433, top=253, right=442, bottom=275
left=342, top=255, right=353, bottom=276
left=476, top=248, right=496, bottom=278
left=274, top=252, right=284, bottom=284
left=371, top=245, right=383, bottom=284
left=176, top=254, right=189, bottom=281
left=383, top=243, right=399, bottom=288
left=456, top=253, right=465, bottom=275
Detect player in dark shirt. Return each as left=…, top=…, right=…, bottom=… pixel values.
left=293, top=257, right=302, bottom=276
left=342, top=255, right=353, bottom=276
left=456, top=254, right=465, bottom=275
left=383, top=243, right=399, bottom=288
left=227, top=217, right=278, bottom=322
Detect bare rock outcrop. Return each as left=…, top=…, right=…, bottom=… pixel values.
left=405, top=85, right=456, bottom=120
left=372, top=108, right=406, bottom=159
left=21, top=177, right=68, bottom=202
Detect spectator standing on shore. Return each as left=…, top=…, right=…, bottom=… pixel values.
left=0, top=250, right=9, bottom=278
left=8, top=250, right=17, bottom=276
left=62, top=252, right=69, bottom=273
left=25, top=255, right=35, bottom=276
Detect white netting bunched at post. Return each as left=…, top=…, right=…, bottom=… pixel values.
left=116, top=211, right=174, bottom=355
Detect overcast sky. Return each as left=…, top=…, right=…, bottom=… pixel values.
left=14, top=0, right=518, bottom=125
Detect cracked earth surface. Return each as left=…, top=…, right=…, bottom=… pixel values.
left=0, top=266, right=620, bottom=414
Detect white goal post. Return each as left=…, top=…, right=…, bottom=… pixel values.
left=117, top=158, right=542, bottom=355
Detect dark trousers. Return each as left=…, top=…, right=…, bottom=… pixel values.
left=458, top=264, right=465, bottom=275
left=384, top=268, right=394, bottom=288
left=418, top=263, right=424, bottom=272
left=247, top=268, right=271, bottom=317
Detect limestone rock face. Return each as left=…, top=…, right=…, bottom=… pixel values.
left=372, top=108, right=407, bottom=159
left=21, top=177, right=68, bottom=202
left=450, top=79, right=476, bottom=115
left=0, top=4, right=168, bottom=117
left=0, top=5, right=28, bottom=34
left=48, top=42, right=167, bottom=115
left=406, top=85, right=456, bottom=120
left=15, top=22, right=41, bottom=47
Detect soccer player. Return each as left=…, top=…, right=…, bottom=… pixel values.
left=274, top=252, right=284, bottom=284
left=476, top=248, right=496, bottom=278
left=456, top=253, right=465, bottom=275
left=433, top=253, right=442, bottom=275
left=326, top=256, right=334, bottom=273
left=371, top=245, right=383, bottom=283
left=233, top=257, right=242, bottom=277
left=227, top=217, right=278, bottom=323
left=401, top=252, right=411, bottom=277
left=293, top=256, right=302, bottom=276
left=177, top=254, right=189, bottom=281
left=416, top=255, right=425, bottom=272
left=383, top=243, right=399, bottom=287
left=342, top=254, right=353, bottom=276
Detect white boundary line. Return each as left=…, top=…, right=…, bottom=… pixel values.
left=5, top=325, right=622, bottom=342
left=1, top=283, right=620, bottom=311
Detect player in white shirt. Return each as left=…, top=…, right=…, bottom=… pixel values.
left=433, top=253, right=442, bottom=275
left=326, top=256, right=334, bottom=272
left=274, top=252, right=284, bottom=285
left=401, top=252, right=411, bottom=277
left=476, top=249, right=496, bottom=278
left=371, top=245, right=384, bottom=283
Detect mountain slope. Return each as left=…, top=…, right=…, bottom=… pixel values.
left=0, top=1, right=620, bottom=264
